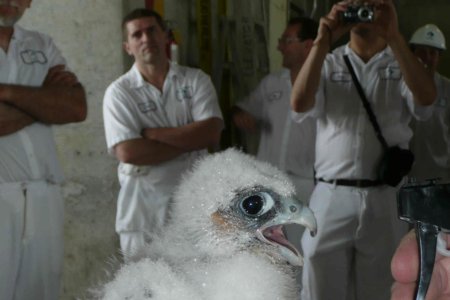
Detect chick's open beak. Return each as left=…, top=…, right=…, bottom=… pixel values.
left=256, top=197, right=317, bottom=266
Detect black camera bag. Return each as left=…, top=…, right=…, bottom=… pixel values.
left=343, top=55, right=414, bottom=187
left=377, top=146, right=414, bottom=187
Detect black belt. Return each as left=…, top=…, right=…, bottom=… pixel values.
left=318, top=178, right=383, bottom=188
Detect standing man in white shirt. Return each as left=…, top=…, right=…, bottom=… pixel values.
left=232, top=16, right=318, bottom=292
left=409, top=24, right=450, bottom=181
left=232, top=17, right=318, bottom=204
left=103, top=8, right=223, bottom=261
left=0, top=1, right=87, bottom=299
left=233, top=17, right=318, bottom=290
left=290, top=1, right=436, bottom=299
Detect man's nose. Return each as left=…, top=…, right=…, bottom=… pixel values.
left=277, top=42, right=285, bottom=52
left=141, top=32, right=151, bottom=42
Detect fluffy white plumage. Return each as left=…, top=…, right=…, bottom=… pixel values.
left=96, top=148, right=316, bottom=300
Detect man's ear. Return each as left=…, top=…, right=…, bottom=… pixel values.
left=123, top=42, right=131, bottom=56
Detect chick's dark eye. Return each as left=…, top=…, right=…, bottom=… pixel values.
left=238, top=191, right=275, bottom=217
left=241, top=195, right=264, bottom=215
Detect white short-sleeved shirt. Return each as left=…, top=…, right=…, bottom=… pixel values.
left=410, top=73, right=450, bottom=180
left=103, top=63, right=223, bottom=232
left=236, top=69, right=315, bottom=179
left=293, top=44, right=431, bottom=181
left=0, top=25, right=66, bottom=184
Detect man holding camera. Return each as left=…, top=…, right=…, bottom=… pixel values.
left=232, top=16, right=318, bottom=204
left=290, top=1, right=435, bottom=299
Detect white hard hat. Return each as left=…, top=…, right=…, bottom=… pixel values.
left=409, top=24, right=446, bottom=51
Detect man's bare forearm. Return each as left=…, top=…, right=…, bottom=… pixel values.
left=291, top=39, right=329, bottom=113
left=0, top=103, right=34, bottom=136
left=291, top=19, right=331, bottom=113
left=113, top=138, right=185, bottom=166
left=142, top=117, right=223, bottom=151
left=388, top=32, right=436, bottom=106
left=0, top=83, right=87, bottom=124
left=231, top=106, right=258, bottom=132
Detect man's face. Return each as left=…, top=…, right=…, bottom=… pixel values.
left=413, top=45, right=442, bottom=73
left=352, top=22, right=373, bottom=35
left=0, top=0, right=31, bottom=27
left=123, top=16, right=168, bottom=65
left=277, top=24, right=310, bottom=70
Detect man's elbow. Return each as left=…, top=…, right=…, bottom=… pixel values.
left=50, top=101, right=86, bottom=124
left=76, top=107, right=87, bottom=122
left=58, top=84, right=87, bottom=123
left=291, top=96, right=312, bottom=113
left=416, top=89, right=437, bottom=107
left=425, top=88, right=438, bottom=106
left=291, top=100, right=302, bottom=113
left=209, top=131, right=222, bottom=148
left=71, top=104, right=87, bottom=122
left=422, top=97, right=436, bottom=107
left=206, top=118, right=224, bottom=148
left=72, top=88, right=88, bottom=122
left=114, top=149, right=138, bottom=165
left=113, top=142, right=138, bottom=164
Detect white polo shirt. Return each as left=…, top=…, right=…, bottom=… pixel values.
left=236, top=69, right=316, bottom=179
left=103, top=63, right=223, bottom=232
left=410, top=73, right=450, bottom=180
left=0, top=25, right=66, bottom=184
left=293, top=44, right=431, bottom=181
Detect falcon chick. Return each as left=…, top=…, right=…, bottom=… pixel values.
left=97, top=148, right=316, bottom=300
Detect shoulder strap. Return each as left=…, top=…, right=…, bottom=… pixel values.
left=343, top=55, right=388, bottom=150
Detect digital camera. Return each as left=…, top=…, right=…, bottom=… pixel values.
left=342, top=5, right=374, bottom=23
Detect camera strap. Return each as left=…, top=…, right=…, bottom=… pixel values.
left=343, top=54, right=388, bottom=150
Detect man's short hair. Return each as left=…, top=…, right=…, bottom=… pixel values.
left=288, top=17, right=319, bottom=41
left=122, top=8, right=167, bottom=39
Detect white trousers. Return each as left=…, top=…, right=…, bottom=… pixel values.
left=300, top=182, right=407, bottom=300
left=0, top=181, right=64, bottom=300
left=119, top=231, right=149, bottom=263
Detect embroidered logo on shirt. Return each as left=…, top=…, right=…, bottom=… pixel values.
left=379, top=67, right=401, bottom=80
left=330, top=72, right=351, bottom=82
left=20, top=50, right=48, bottom=65
left=176, top=86, right=193, bottom=102
left=138, top=100, right=157, bottom=113
left=268, top=91, right=282, bottom=102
